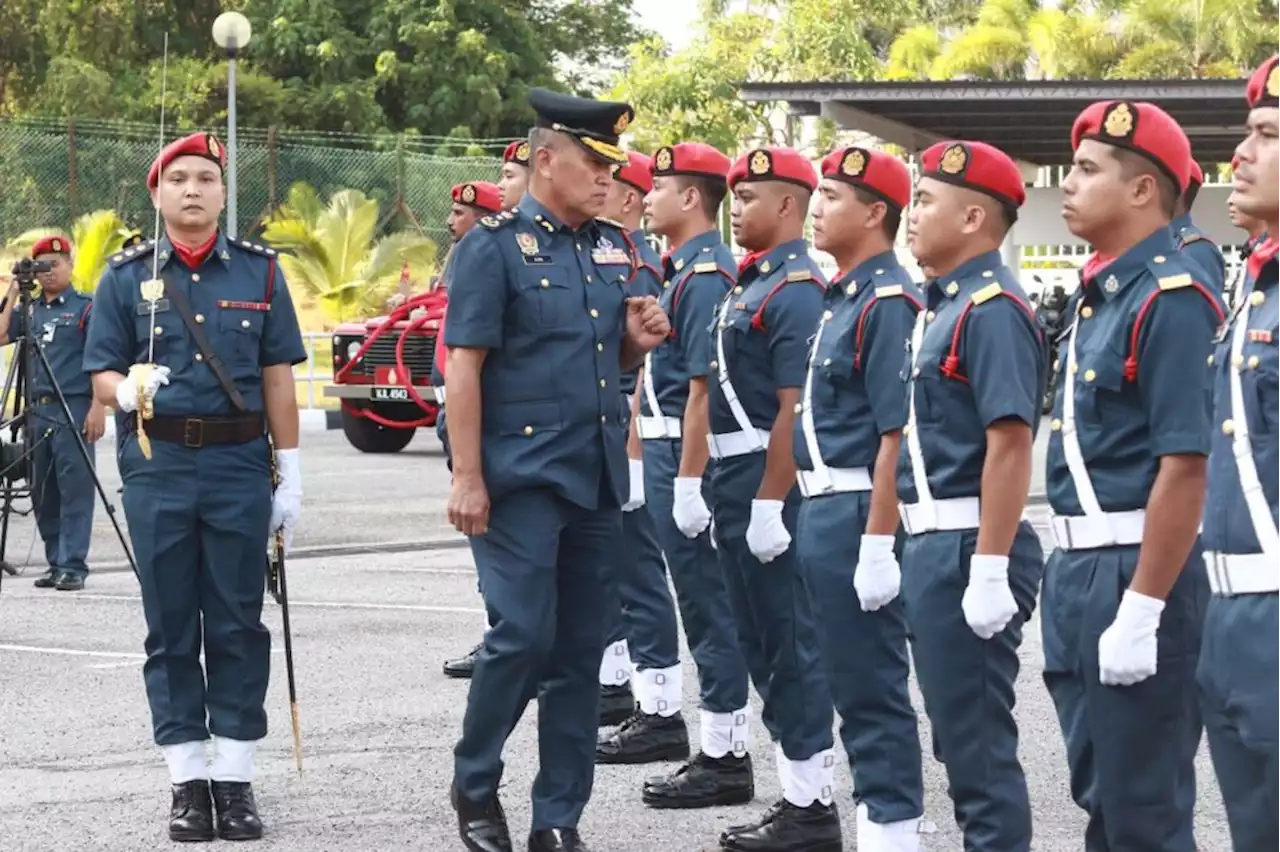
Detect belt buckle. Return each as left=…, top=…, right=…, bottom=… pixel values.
left=184, top=418, right=205, bottom=449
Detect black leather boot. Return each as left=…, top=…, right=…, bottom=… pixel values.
left=453, top=783, right=513, bottom=852
left=168, top=780, right=215, bottom=842
left=528, top=827, right=594, bottom=851
left=210, top=781, right=263, bottom=840
left=444, top=642, right=483, bottom=678
left=719, top=799, right=842, bottom=851
left=598, top=682, right=634, bottom=727
left=596, top=709, right=690, bottom=764
left=642, top=751, right=754, bottom=809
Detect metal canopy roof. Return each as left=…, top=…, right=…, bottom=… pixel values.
left=739, top=78, right=1250, bottom=166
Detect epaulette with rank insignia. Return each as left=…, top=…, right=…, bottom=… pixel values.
left=1177, top=231, right=1209, bottom=246
left=480, top=209, right=520, bottom=230
left=971, top=282, right=1003, bottom=304
left=109, top=240, right=155, bottom=268
left=232, top=238, right=278, bottom=257
left=786, top=269, right=814, bottom=283
left=595, top=216, right=626, bottom=229
left=875, top=285, right=904, bottom=298
left=1157, top=273, right=1194, bottom=291
left=693, top=261, right=719, bottom=274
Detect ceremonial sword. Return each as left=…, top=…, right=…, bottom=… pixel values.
left=269, top=451, right=303, bottom=774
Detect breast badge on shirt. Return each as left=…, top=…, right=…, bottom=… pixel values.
left=591, top=235, right=630, bottom=266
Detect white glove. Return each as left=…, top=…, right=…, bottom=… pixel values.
left=673, top=476, right=712, bottom=537
left=623, top=458, right=646, bottom=512
left=115, top=365, right=171, bottom=413
left=269, top=448, right=303, bottom=554
left=746, top=499, right=791, bottom=563
left=962, top=554, right=1018, bottom=639
left=1098, top=590, right=1164, bottom=686
left=854, top=534, right=901, bottom=612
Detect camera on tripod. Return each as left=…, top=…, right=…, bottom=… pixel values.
left=11, top=258, right=52, bottom=292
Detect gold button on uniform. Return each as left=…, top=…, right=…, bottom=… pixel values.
left=599, top=379, right=607, bottom=388
left=733, top=286, right=743, bottom=295
left=195, top=353, right=204, bottom=362
left=1084, top=369, right=1096, bottom=382
left=1248, top=355, right=1260, bottom=370
left=1153, top=255, right=1166, bottom=263
left=793, top=403, right=802, bottom=414
left=1051, top=418, right=1062, bottom=431
left=195, top=313, right=205, bottom=324
left=710, top=360, right=718, bottom=369
left=596, top=342, right=604, bottom=352
left=946, top=282, right=959, bottom=296
left=1053, top=359, right=1060, bottom=372
left=540, top=278, right=549, bottom=288
left=586, top=274, right=593, bottom=283
left=823, top=357, right=832, bottom=366
left=523, top=426, right=534, bottom=436
left=1081, top=306, right=1093, bottom=319
left=823, top=310, right=834, bottom=321
left=926, top=311, right=936, bottom=322
left=1251, top=291, right=1266, bottom=306
left=241, top=319, right=251, bottom=329
left=590, top=308, right=599, bottom=318
left=1207, top=354, right=1215, bottom=366
left=154, top=326, right=163, bottom=336
left=191, top=274, right=200, bottom=282
left=1222, top=420, right=1235, bottom=435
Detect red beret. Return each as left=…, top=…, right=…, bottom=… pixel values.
left=1247, top=55, right=1279, bottom=109
left=728, top=147, right=818, bottom=192
left=1188, top=159, right=1204, bottom=189
left=1071, top=100, right=1191, bottom=191
left=31, top=235, right=72, bottom=258
left=503, top=139, right=531, bottom=167
left=451, top=182, right=503, bottom=213
left=919, top=140, right=1025, bottom=209
left=147, top=132, right=226, bottom=190
left=819, top=146, right=912, bottom=211
left=614, top=151, right=653, bottom=194
left=651, top=143, right=731, bottom=180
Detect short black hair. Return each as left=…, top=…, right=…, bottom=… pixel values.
left=675, top=174, right=728, bottom=222
left=851, top=186, right=902, bottom=241
left=1112, top=147, right=1178, bottom=218
left=1181, top=179, right=1201, bottom=213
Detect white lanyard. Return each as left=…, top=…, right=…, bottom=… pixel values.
left=904, top=308, right=934, bottom=508
left=1227, top=294, right=1278, bottom=555
left=715, top=295, right=765, bottom=447
left=1059, top=304, right=1106, bottom=517
left=639, top=350, right=669, bottom=434
left=798, top=310, right=832, bottom=489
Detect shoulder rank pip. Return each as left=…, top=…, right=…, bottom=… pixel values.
left=109, top=239, right=155, bottom=268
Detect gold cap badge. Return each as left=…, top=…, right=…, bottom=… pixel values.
left=841, top=149, right=866, bottom=178
left=461, top=184, right=477, bottom=204
left=654, top=147, right=673, bottom=172
left=749, top=150, right=771, bottom=176
left=1102, top=102, right=1134, bottom=138
left=51, top=238, right=62, bottom=252
left=939, top=144, right=967, bottom=175
left=1268, top=63, right=1279, bottom=98
left=208, top=134, right=221, bottom=158
left=515, top=141, right=530, bottom=162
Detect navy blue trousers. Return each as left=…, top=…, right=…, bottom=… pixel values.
left=1042, top=545, right=1207, bottom=852
left=642, top=440, right=748, bottom=712
left=796, top=491, right=923, bottom=823
left=1197, top=592, right=1279, bottom=851
left=31, top=397, right=96, bottom=578
left=454, top=486, right=621, bottom=830
left=709, top=453, right=832, bottom=759
left=119, top=431, right=272, bottom=745
left=602, top=493, right=681, bottom=671
left=901, top=524, right=1042, bottom=852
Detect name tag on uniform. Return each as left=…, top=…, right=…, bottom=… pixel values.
left=521, top=254, right=555, bottom=266
left=217, top=300, right=271, bottom=312
left=136, top=299, right=170, bottom=315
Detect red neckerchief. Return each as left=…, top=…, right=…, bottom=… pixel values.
left=738, top=250, right=767, bottom=277
left=168, top=231, right=218, bottom=270
left=1247, top=236, right=1278, bottom=283
left=1080, top=252, right=1115, bottom=286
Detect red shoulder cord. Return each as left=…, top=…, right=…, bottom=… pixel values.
left=667, top=263, right=734, bottom=340
left=940, top=292, right=1040, bottom=384
left=750, top=274, right=825, bottom=332
left=1123, top=280, right=1225, bottom=382
left=853, top=290, right=923, bottom=371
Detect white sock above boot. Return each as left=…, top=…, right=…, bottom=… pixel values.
left=162, top=741, right=209, bottom=784
left=210, top=736, right=258, bottom=783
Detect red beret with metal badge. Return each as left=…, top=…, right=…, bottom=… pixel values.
left=651, top=143, right=732, bottom=180
left=613, top=151, right=653, bottom=194
left=503, top=140, right=531, bottom=167
left=727, top=147, right=818, bottom=192
left=1071, top=100, right=1192, bottom=191
left=919, top=139, right=1026, bottom=209
left=1247, top=55, right=1279, bottom=109
left=451, top=182, right=503, bottom=213
left=820, top=146, right=912, bottom=211
left=147, top=132, right=227, bottom=190
left=31, top=235, right=72, bottom=258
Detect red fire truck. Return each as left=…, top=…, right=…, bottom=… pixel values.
left=322, top=289, right=448, bottom=453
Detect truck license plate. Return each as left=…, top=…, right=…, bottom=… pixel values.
left=372, top=386, right=410, bottom=402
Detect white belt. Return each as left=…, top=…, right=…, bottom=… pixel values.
left=797, top=466, right=871, bottom=498
left=1050, top=510, right=1145, bottom=550
left=638, top=415, right=682, bottom=439
left=1205, top=551, right=1279, bottom=595
left=434, top=385, right=446, bottom=405
left=899, top=497, right=980, bottom=533
left=708, top=428, right=771, bottom=459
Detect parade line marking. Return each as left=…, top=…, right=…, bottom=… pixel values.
left=19, top=592, right=485, bottom=615
left=0, top=643, right=146, bottom=662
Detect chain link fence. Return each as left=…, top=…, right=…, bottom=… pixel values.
left=0, top=117, right=507, bottom=250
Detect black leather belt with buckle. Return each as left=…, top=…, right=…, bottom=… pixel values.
left=144, top=414, right=266, bottom=448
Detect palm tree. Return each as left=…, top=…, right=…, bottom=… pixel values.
left=261, top=184, right=438, bottom=329
left=5, top=209, right=134, bottom=293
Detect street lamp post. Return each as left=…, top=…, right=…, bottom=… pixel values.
left=212, top=12, right=253, bottom=240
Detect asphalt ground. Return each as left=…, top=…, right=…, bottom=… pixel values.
left=0, top=429, right=1231, bottom=851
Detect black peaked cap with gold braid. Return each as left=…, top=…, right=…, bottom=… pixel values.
left=529, top=87, right=634, bottom=165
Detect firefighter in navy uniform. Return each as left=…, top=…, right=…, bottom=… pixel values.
left=0, top=235, right=106, bottom=591
left=594, top=151, right=687, bottom=742
left=633, top=142, right=756, bottom=811
left=1172, top=159, right=1227, bottom=294
left=1198, top=54, right=1280, bottom=851
left=1227, top=154, right=1270, bottom=310
left=444, top=89, right=670, bottom=852
left=707, top=147, right=839, bottom=852
left=82, top=131, right=307, bottom=843
left=898, top=140, right=1046, bottom=852
left=796, top=146, right=926, bottom=851
left=499, top=139, right=532, bottom=209
left=1043, top=101, right=1225, bottom=851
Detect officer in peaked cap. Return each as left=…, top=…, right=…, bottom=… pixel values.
left=631, top=142, right=756, bottom=810
left=797, top=146, right=926, bottom=850
left=707, top=146, right=838, bottom=852
left=593, top=150, right=687, bottom=753
left=1044, top=101, right=1225, bottom=851
left=444, top=87, right=668, bottom=852
left=899, top=139, right=1046, bottom=852
left=83, top=130, right=307, bottom=843
left=1172, top=159, right=1227, bottom=294
left=499, top=139, right=532, bottom=208
left=1198, top=54, right=1279, bottom=851
left=0, top=234, right=105, bottom=591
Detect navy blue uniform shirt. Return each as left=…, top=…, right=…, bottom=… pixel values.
left=1171, top=213, right=1226, bottom=296
left=83, top=233, right=307, bottom=416
left=896, top=250, right=1046, bottom=504
left=640, top=229, right=735, bottom=420
left=621, top=229, right=662, bottom=396
left=1202, top=248, right=1278, bottom=554
left=1045, top=227, right=1225, bottom=515
left=794, top=251, right=921, bottom=471
left=442, top=195, right=635, bottom=510
left=707, top=239, right=825, bottom=435
left=10, top=288, right=94, bottom=398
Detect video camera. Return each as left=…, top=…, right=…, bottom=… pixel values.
left=10, top=258, right=51, bottom=291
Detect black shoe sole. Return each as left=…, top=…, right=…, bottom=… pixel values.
left=596, top=740, right=690, bottom=765
left=443, top=667, right=475, bottom=679
left=169, top=827, right=215, bottom=843
left=642, top=783, right=754, bottom=810
left=216, top=827, right=264, bottom=841
left=721, top=839, right=841, bottom=852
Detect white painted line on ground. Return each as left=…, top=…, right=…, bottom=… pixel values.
left=85, top=647, right=288, bottom=670
left=0, top=642, right=146, bottom=661
left=15, top=592, right=483, bottom=615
